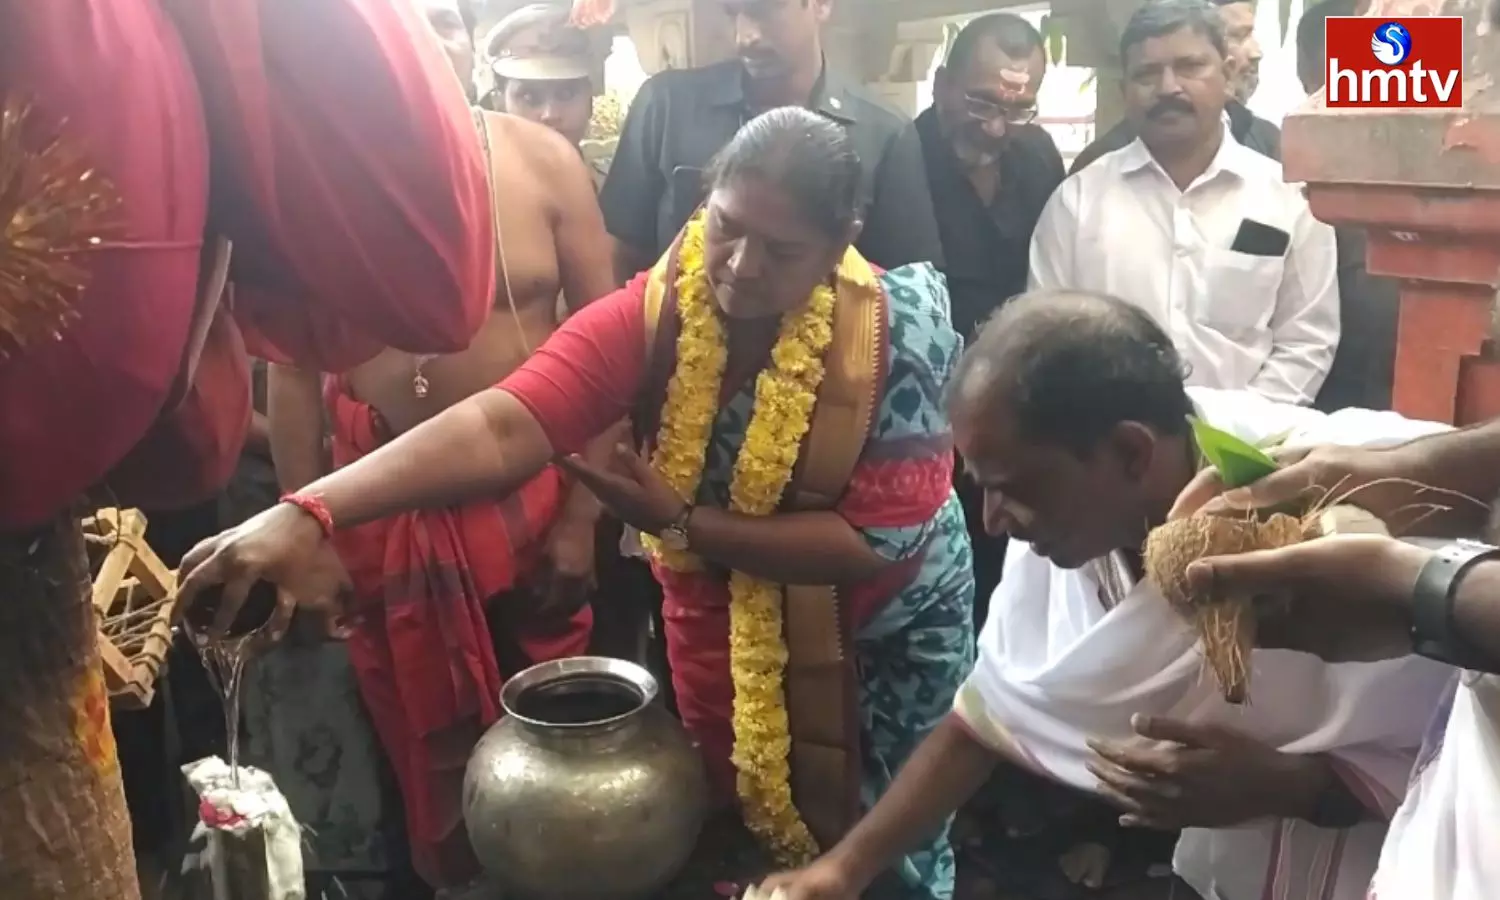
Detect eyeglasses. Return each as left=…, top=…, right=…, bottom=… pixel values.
left=963, top=92, right=1038, bottom=126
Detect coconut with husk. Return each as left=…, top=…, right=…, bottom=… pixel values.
left=1143, top=419, right=1391, bottom=705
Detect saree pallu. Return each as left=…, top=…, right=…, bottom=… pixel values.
left=325, top=378, right=591, bottom=887
left=159, top=0, right=494, bottom=372
left=0, top=0, right=209, bottom=531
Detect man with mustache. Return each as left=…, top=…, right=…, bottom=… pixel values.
left=1029, top=0, right=1339, bottom=407
left=599, top=0, right=943, bottom=282
left=914, top=13, right=1065, bottom=620
left=1070, top=0, right=1278, bottom=173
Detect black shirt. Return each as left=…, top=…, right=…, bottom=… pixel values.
left=915, top=108, right=1065, bottom=340
left=1314, top=228, right=1399, bottom=412
left=599, top=59, right=944, bottom=270
left=1069, top=99, right=1282, bottom=175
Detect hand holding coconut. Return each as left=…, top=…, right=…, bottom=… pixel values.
left=1169, top=443, right=1393, bottom=521
left=1143, top=421, right=1466, bottom=701
left=1168, top=424, right=1500, bottom=671
left=1183, top=535, right=1430, bottom=664
left=1170, top=440, right=1488, bottom=537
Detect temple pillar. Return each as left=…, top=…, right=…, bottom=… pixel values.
left=1048, top=0, right=1143, bottom=131
left=1283, top=0, right=1500, bottom=425
left=621, top=0, right=734, bottom=74
left=867, top=18, right=947, bottom=117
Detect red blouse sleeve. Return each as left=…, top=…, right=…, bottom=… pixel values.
left=499, top=275, right=649, bottom=455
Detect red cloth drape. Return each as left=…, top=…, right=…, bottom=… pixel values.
left=158, top=0, right=495, bottom=372
left=0, top=0, right=209, bottom=532
left=106, top=308, right=251, bottom=512
left=327, top=378, right=591, bottom=887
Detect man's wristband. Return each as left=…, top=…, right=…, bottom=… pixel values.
left=1411, top=539, right=1500, bottom=668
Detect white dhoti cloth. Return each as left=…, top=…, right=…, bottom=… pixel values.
left=955, top=388, right=1455, bottom=900
left=1369, top=672, right=1500, bottom=900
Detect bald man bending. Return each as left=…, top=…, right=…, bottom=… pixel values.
left=762, top=290, right=1447, bottom=900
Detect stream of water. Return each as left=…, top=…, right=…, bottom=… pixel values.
left=196, top=635, right=253, bottom=788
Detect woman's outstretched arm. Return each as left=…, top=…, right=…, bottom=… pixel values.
left=294, top=388, right=556, bottom=529
left=179, top=388, right=561, bottom=639
left=295, top=280, right=650, bottom=528
left=178, top=284, right=650, bottom=638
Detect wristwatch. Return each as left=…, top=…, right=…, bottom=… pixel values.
left=1411, top=539, right=1500, bottom=667
left=658, top=505, right=694, bottom=552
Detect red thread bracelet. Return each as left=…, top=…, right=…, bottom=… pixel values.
left=281, top=492, right=336, bottom=538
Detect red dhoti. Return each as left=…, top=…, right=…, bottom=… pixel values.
left=325, top=378, right=592, bottom=887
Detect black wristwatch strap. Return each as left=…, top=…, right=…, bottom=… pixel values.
left=1411, top=540, right=1500, bottom=666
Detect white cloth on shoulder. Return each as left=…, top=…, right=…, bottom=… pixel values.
left=1370, top=671, right=1500, bottom=900
left=955, top=388, right=1455, bottom=900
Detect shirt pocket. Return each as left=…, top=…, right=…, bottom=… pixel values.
left=1198, top=247, right=1285, bottom=337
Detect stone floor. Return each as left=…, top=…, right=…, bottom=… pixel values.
left=399, top=757, right=1195, bottom=900
left=142, top=808, right=1196, bottom=900
left=955, top=872, right=1199, bottom=900
left=654, top=814, right=909, bottom=899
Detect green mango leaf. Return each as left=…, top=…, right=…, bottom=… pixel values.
left=1278, top=0, right=1295, bottom=45
left=1041, top=15, right=1067, bottom=66
left=1189, top=416, right=1279, bottom=489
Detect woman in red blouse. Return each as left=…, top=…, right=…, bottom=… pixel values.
left=180, top=109, right=975, bottom=900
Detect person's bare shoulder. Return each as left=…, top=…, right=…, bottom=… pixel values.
left=479, top=111, right=594, bottom=209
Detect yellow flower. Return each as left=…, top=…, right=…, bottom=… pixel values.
left=641, top=214, right=835, bottom=864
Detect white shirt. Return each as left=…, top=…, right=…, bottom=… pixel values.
left=1369, top=672, right=1500, bottom=900
left=1029, top=126, right=1340, bottom=406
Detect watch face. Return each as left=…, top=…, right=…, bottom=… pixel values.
left=660, top=526, right=689, bottom=552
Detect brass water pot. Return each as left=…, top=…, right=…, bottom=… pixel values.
left=462, top=656, right=709, bottom=900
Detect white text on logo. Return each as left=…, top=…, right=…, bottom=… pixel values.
left=1327, top=59, right=1459, bottom=104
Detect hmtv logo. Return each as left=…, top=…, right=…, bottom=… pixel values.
left=1325, top=17, right=1464, bottom=108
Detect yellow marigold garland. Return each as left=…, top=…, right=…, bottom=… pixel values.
left=640, top=222, right=726, bottom=573
left=640, top=214, right=834, bottom=864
